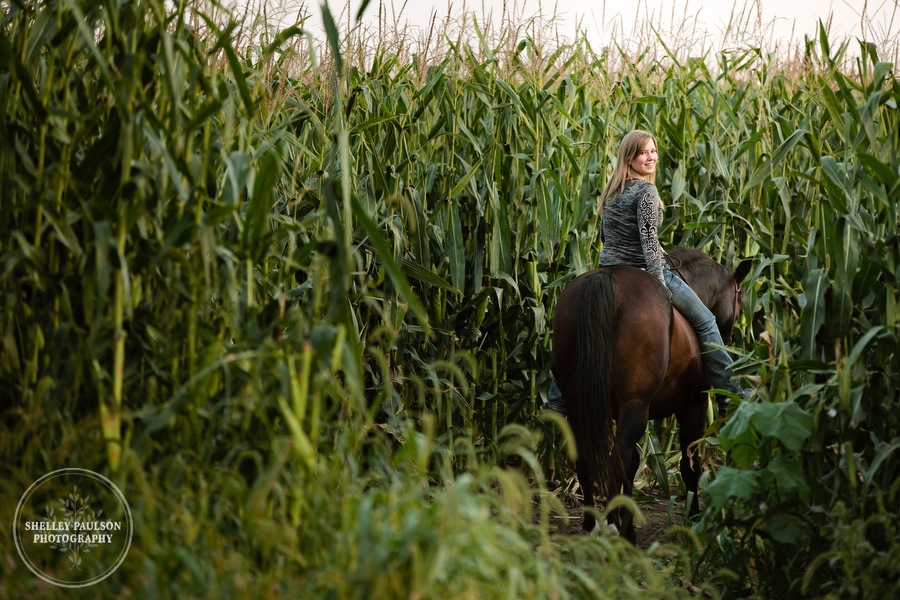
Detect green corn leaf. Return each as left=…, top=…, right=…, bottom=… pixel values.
left=320, top=2, right=343, bottom=74
left=645, top=428, right=670, bottom=493
left=400, top=259, right=460, bottom=295
left=798, top=267, right=828, bottom=359
left=262, top=25, right=305, bottom=56
left=243, top=151, right=279, bottom=255
left=447, top=200, right=465, bottom=295
left=352, top=195, right=430, bottom=330
left=743, top=129, right=807, bottom=193
left=448, top=156, right=484, bottom=199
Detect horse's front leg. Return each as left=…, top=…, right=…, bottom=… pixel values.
left=676, top=395, right=707, bottom=517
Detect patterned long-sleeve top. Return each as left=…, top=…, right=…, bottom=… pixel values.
left=597, top=179, right=669, bottom=293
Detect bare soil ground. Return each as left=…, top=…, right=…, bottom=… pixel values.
left=547, top=481, right=691, bottom=550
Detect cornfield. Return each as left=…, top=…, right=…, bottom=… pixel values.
left=1, top=0, right=898, bottom=598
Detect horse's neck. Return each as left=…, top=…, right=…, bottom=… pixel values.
left=677, top=268, right=712, bottom=303
left=679, top=268, right=729, bottom=321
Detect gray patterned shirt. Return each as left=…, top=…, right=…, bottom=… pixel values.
left=598, top=179, right=668, bottom=292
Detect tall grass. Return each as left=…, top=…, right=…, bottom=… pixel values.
left=1, top=0, right=898, bottom=597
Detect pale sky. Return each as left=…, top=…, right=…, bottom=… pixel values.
left=278, top=0, right=898, bottom=56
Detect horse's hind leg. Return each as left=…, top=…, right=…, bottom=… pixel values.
left=611, top=401, right=649, bottom=544
left=676, top=394, right=706, bottom=517
left=576, top=457, right=596, bottom=533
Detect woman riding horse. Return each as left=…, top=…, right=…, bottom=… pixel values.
left=544, top=129, right=744, bottom=413
left=546, top=130, right=752, bottom=541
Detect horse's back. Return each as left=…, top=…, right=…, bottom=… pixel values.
left=552, top=266, right=674, bottom=406
left=553, top=266, right=669, bottom=324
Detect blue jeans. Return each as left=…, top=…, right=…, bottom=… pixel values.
left=545, top=269, right=738, bottom=411
left=545, top=377, right=566, bottom=412
left=664, top=269, right=739, bottom=394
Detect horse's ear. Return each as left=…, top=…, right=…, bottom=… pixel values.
left=734, top=258, right=753, bottom=285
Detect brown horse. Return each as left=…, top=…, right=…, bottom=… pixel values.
left=551, top=247, right=751, bottom=541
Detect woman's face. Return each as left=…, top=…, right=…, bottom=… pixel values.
left=628, top=138, right=657, bottom=179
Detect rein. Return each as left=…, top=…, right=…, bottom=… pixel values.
left=664, top=251, right=688, bottom=281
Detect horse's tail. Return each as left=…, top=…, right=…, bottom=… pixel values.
left=573, top=270, right=624, bottom=501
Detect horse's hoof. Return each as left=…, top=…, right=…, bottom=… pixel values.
left=605, top=522, right=620, bottom=537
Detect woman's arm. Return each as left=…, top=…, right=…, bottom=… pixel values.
left=636, top=186, right=669, bottom=294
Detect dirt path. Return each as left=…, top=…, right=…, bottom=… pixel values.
left=549, top=488, right=690, bottom=550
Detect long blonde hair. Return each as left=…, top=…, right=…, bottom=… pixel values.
left=598, top=130, right=659, bottom=216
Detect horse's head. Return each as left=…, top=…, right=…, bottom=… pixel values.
left=665, top=248, right=752, bottom=345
